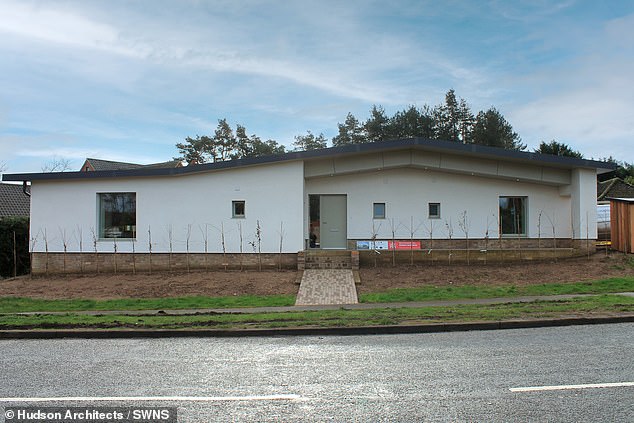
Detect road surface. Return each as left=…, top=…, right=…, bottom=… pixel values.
left=1, top=323, right=632, bottom=422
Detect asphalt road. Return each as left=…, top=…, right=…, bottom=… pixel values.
left=1, top=323, right=632, bottom=422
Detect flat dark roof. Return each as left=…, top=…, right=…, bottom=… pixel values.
left=2, top=138, right=616, bottom=182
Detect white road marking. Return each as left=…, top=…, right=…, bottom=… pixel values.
left=510, top=382, right=634, bottom=392
left=0, top=394, right=305, bottom=402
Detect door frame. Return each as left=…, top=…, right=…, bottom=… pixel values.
left=308, top=194, right=347, bottom=249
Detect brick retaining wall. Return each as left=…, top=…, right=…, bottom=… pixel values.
left=31, top=238, right=595, bottom=274
left=31, top=252, right=297, bottom=275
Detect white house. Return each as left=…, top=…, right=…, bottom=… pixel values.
left=3, top=138, right=614, bottom=273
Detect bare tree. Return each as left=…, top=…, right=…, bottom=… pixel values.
left=237, top=221, right=243, bottom=271
left=0, top=161, right=7, bottom=173
left=545, top=212, right=557, bottom=262
left=249, top=220, right=263, bottom=271
left=198, top=224, right=209, bottom=272
left=59, top=227, right=69, bottom=274
left=131, top=236, right=137, bottom=275
left=90, top=227, right=99, bottom=274
left=389, top=218, right=398, bottom=267
left=458, top=211, right=470, bottom=265
left=370, top=220, right=381, bottom=268
left=277, top=221, right=285, bottom=271
left=424, top=219, right=437, bottom=265
left=220, top=222, right=227, bottom=271
left=41, top=156, right=72, bottom=172
left=112, top=236, right=118, bottom=274
left=484, top=214, right=495, bottom=265
left=445, top=218, right=454, bottom=265
left=29, top=231, right=39, bottom=279
left=148, top=226, right=153, bottom=274
left=408, top=216, right=423, bottom=266
left=186, top=224, right=192, bottom=273
left=76, top=226, right=84, bottom=274
left=167, top=225, right=174, bottom=272
left=537, top=210, right=543, bottom=249
left=256, top=220, right=262, bottom=271
left=43, top=228, right=49, bottom=276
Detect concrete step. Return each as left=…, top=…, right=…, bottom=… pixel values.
left=299, top=250, right=359, bottom=270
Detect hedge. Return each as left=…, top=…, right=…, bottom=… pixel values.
left=0, top=217, right=30, bottom=277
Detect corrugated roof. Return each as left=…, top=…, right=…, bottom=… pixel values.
left=0, top=183, right=30, bottom=218
left=597, top=178, right=634, bottom=201
left=84, top=158, right=145, bottom=171
left=83, top=158, right=182, bottom=171
left=608, top=197, right=634, bottom=203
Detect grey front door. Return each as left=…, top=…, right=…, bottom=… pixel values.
left=320, top=195, right=347, bottom=249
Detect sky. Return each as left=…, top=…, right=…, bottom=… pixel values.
left=1, top=0, right=633, bottom=174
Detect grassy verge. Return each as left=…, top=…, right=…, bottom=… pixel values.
left=0, top=295, right=632, bottom=330
left=1, top=277, right=632, bottom=314
left=0, top=294, right=296, bottom=314
left=359, top=277, right=634, bottom=303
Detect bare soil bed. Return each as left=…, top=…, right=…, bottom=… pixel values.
left=0, top=253, right=632, bottom=300
left=357, top=252, right=634, bottom=293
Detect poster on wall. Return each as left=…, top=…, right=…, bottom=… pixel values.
left=356, top=241, right=389, bottom=250
left=356, top=241, right=421, bottom=250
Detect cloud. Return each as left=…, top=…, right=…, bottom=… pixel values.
left=0, top=0, right=485, bottom=105
left=507, top=13, right=634, bottom=159
left=0, top=1, right=148, bottom=58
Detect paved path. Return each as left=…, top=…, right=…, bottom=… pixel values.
left=295, top=269, right=358, bottom=305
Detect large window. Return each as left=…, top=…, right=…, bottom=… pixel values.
left=99, top=193, right=136, bottom=239
left=499, top=196, right=526, bottom=236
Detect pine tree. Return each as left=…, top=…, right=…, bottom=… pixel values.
left=293, top=131, right=328, bottom=151
left=332, top=113, right=366, bottom=146
left=472, top=108, right=525, bottom=150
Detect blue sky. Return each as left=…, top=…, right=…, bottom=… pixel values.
left=1, top=0, right=633, bottom=174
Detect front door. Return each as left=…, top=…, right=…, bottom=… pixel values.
left=320, top=195, right=347, bottom=249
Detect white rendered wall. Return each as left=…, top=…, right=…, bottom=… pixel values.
left=570, top=168, right=598, bottom=239
left=30, top=161, right=304, bottom=253
left=305, top=168, right=573, bottom=240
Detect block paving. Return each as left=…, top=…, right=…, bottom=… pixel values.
left=295, top=269, right=359, bottom=305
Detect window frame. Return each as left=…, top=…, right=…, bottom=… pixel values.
left=232, top=200, right=246, bottom=218
left=499, top=196, right=527, bottom=237
left=373, top=202, right=386, bottom=219
left=428, top=202, right=441, bottom=219
left=97, top=192, right=137, bottom=240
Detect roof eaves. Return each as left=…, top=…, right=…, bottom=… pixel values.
left=2, top=137, right=617, bottom=182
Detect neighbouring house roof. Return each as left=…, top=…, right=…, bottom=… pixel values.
left=0, top=183, right=30, bottom=218
left=80, top=158, right=182, bottom=172
left=4, top=138, right=616, bottom=182
left=597, top=178, right=634, bottom=201
left=609, top=197, right=634, bottom=203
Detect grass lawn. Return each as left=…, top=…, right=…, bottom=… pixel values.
left=0, top=276, right=632, bottom=314
left=359, top=277, right=634, bottom=303
left=0, top=295, right=632, bottom=330
left=0, top=294, right=296, bottom=314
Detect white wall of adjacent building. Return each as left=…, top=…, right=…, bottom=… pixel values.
left=29, top=161, right=305, bottom=253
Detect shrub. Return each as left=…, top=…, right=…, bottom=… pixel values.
left=0, top=217, right=30, bottom=277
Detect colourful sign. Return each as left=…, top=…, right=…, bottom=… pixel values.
left=356, top=241, right=421, bottom=250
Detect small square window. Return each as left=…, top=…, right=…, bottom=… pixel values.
left=232, top=200, right=245, bottom=218
left=373, top=202, right=386, bottom=219
left=428, top=203, right=440, bottom=219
